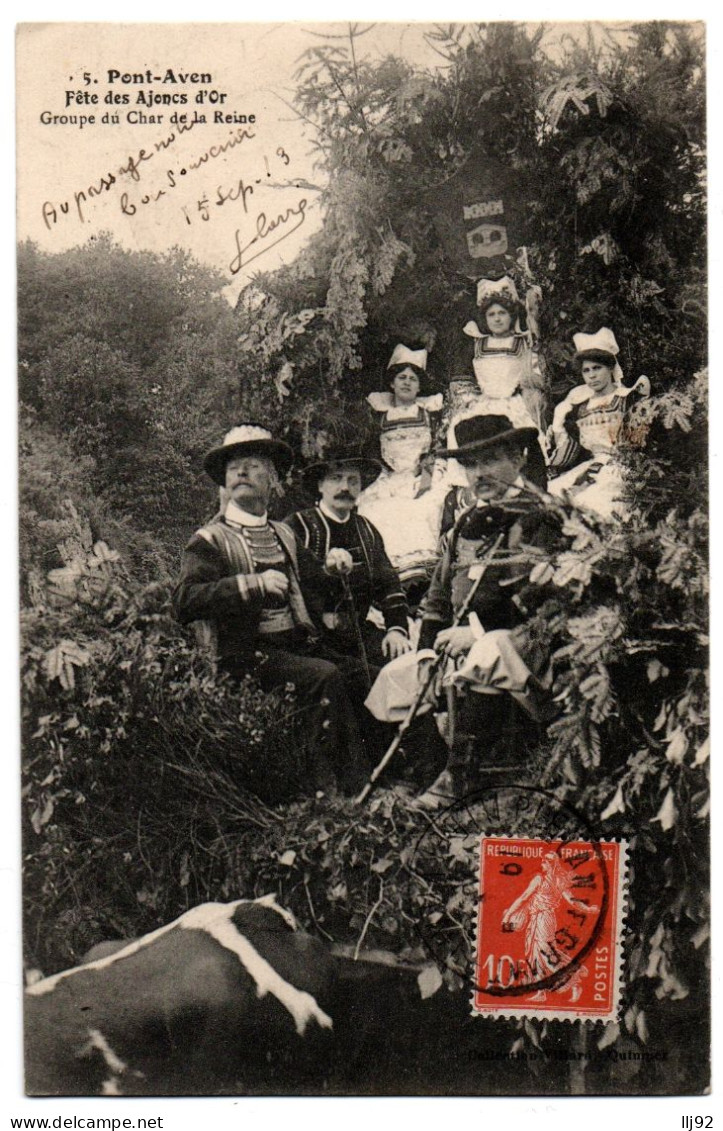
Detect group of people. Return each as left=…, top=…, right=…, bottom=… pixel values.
left=359, top=279, right=649, bottom=586
left=173, top=281, right=650, bottom=805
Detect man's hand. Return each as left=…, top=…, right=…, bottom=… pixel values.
left=434, top=625, right=475, bottom=658
left=260, top=569, right=289, bottom=599
left=325, top=548, right=354, bottom=576
left=382, top=629, right=412, bottom=660
left=322, top=612, right=340, bottom=631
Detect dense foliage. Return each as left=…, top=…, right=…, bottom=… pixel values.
left=242, top=22, right=705, bottom=413
left=18, top=237, right=241, bottom=555
left=21, top=505, right=315, bottom=965
left=19, top=21, right=707, bottom=1095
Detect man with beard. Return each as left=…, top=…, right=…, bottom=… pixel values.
left=173, top=424, right=369, bottom=794
left=413, top=414, right=562, bottom=807
left=285, top=449, right=413, bottom=674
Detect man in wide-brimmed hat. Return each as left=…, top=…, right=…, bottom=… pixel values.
left=285, top=446, right=412, bottom=669
left=410, top=413, right=563, bottom=807
left=173, top=424, right=368, bottom=794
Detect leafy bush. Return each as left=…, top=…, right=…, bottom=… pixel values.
left=21, top=507, right=317, bottom=971
left=17, top=237, right=239, bottom=557
left=18, top=410, right=180, bottom=591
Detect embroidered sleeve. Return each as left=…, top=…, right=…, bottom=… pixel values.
left=173, top=534, right=261, bottom=624
left=365, top=519, right=409, bottom=632
left=547, top=431, right=583, bottom=473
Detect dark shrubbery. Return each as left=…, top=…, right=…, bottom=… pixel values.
left=21, top=507, right=317, bottom=972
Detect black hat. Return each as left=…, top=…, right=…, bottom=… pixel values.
left=302, top=447, right=386, bottom=494
left=203, top=424, right=294, bottom=486
left=437, top=414, right=538, bottom=460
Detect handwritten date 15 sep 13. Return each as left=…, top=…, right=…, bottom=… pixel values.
left=229, top=199, right=308, bottom=275
left=178, top=148, right=293, bottom=225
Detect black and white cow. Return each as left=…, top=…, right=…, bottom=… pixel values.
left=24, top=894, right=442, bottom=1097
left=25, top=895, right=338, bottom=1096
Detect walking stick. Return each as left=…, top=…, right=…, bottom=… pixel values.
left=341, top=573, right=372, bottom=692
left=354, top=532, right=505, bottom=805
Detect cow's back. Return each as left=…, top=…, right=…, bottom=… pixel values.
left=25, top=898, right=336, bottom=1096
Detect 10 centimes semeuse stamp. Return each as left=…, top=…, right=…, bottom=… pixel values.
left=473, top=837, right=627, bottom=1023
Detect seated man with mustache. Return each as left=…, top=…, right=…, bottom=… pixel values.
left=413, top=414, right=563, bottom=807
left=174, top=425, right=370, bottom=794
left=285, top=448, right=413, bottom=671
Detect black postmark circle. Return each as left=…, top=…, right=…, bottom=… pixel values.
left=408, top=784, right=610, bottom=998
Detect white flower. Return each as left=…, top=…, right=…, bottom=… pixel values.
left=325, top=548, right=353, bottom=576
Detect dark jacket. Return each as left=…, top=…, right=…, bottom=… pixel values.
left=418, top=495, right=560, bottom=651
left=173, top=517, right=325, bottom=667
left=285, top=506, right=409, bottom=635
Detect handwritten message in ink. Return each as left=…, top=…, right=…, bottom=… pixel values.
left=25, top=41, right=320, bottom=284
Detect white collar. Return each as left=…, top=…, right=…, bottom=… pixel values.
left=225, top=500, right=268, bottom=527
left=319, top=500, right=352, bottom=525
left=386, top=401, right=422, bottom=420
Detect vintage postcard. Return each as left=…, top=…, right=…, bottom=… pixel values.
left=15, top=20, right=709, bottom=1103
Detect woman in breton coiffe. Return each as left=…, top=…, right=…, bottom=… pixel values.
left=546, top=327, right=651, bottom=520
left=448, top=274, right=547, bottom=437
left=441, top=274, right=549, bottom=526
left=357, top=344, right=448, bottom=589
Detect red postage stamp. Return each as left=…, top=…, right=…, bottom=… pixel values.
left=473, top=837, right=627, bottom=1022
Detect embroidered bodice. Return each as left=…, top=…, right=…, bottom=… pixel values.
left=462, top=325, right=533, bottom=400
left=574, top=393, right=629, bottom=456
left=551, top=376, right=651, bottom=460
left=367, top=393, right=443, bottom=473
left=474, top=336, right=532, bottom=398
